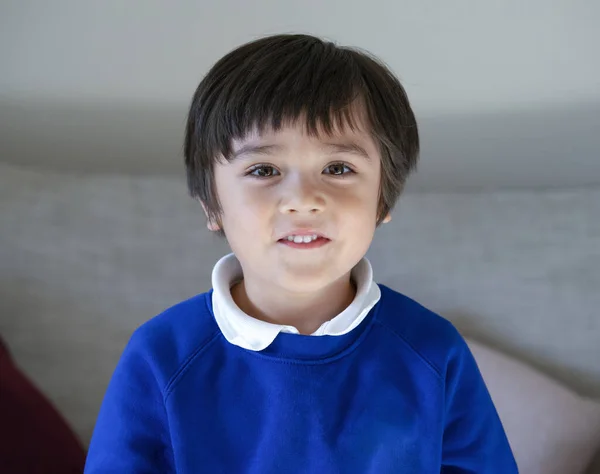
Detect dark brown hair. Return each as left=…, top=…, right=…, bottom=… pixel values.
left=184, top=34, right=419, bottom=233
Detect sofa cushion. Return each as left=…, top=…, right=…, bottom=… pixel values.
left=0, top=336, right=86, bottom=473
left=467, top=338, right=600, bottom=474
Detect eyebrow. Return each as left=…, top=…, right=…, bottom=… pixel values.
left=229, top=142, right=372, bottom=161
left=321, top=143, right=372, bottom=161
left=230, top=144, right=283, bottom=160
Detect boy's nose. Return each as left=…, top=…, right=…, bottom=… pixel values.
left=278, top=178, right=325, bottom=214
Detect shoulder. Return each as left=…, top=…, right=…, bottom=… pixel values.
left=373, top=284, right=468, bottom=379
left=122, top=290, right=222, bottom=393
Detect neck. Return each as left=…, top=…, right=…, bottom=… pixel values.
left=231, top=272, right=356, bottom=335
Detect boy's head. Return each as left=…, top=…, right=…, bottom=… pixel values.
left=184, top=34, right=419, bottom=293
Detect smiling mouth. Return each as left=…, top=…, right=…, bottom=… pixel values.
left=277, top=235, right=331, bottom=249
left=282, top=234, right=321, bottom=244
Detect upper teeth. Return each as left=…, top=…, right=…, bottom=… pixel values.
left=286, top=234, right=319, bottom=243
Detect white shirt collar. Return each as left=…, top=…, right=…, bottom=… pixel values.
left=211, top=253, right=381, bottom=351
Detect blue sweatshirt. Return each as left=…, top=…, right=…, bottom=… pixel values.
left=85, top=285, right=518, bottom=473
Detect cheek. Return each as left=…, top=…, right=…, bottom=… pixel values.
left=218, top=182, right=273, bottom=229
left=340, top=182, right=380, bottom=241
left=337, top=181, right=380, bottom=216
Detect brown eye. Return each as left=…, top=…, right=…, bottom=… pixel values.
left=248, top=165, right=279, bottom=178
left=324, top=163, right=353, bottom=176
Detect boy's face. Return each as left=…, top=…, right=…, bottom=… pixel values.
left=208, top=118, right=387, bottom=295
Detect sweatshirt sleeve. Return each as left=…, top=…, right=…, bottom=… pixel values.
left=441, top=336, right=519, bottom=473
left=84, top=331, right=175, bottom=473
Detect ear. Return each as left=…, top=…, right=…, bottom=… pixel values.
left=382, top=213, right=392, bottom=224
left=207, top=221, right=221, bottom=232
left=199, top=200, right=221, bottom=232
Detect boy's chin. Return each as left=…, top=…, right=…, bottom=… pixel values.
left=273, top=266, right=352, bottom=295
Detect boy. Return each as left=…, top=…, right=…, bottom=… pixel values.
left=85, top=34, right=518, bottom=473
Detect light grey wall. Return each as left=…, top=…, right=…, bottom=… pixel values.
left=1, top=1, right=599, bottom=189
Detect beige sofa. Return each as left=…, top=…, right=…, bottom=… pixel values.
left=2, top=160, right=599, bottom=472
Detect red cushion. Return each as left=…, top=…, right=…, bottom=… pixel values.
left=0, top=337, right=86, bottom=474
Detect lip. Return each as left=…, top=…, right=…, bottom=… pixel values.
left=278, top=236, right=331, bottom=250
left=276, top=229, right=329, bottom=241
left=276, top=229, right=331, bottom=249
